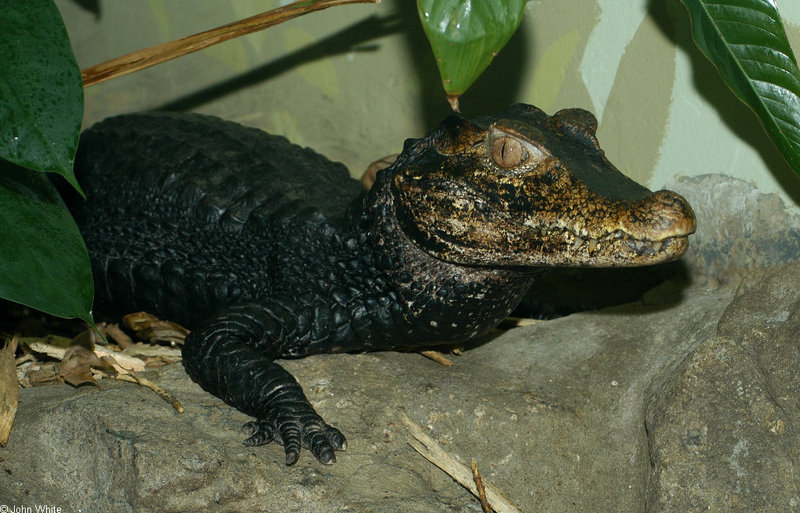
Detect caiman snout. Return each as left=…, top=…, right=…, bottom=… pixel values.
left=621, top=190, right=697, bottom=242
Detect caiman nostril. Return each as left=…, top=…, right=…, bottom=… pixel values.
left=650, top=190, right=697, bottom=238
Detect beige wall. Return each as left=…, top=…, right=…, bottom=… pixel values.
left=57, top=0, right=800, bottom=209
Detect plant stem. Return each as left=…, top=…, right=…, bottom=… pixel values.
left=82, top=0, right=379, bottom=87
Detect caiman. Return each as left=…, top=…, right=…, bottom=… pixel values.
left=70, top=104, right=696, bottom=465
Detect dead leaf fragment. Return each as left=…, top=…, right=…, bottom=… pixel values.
left=0, top=336, right=20, bottom=446
left=20, top=363, right=59, bottom=387
left=360, top=154, right=398, bottom=189
left=123, top=312, right=189, bottom=345
left=56, top=346, right=117, bottom=388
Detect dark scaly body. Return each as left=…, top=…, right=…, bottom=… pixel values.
left=71, top=105, right=696, bottom=465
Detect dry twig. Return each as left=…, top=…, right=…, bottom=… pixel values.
left=115, top=373, right=184, bottom=413
left=82, top=0, right=379, bottom=86
left=472, top=460, right=492, bottom=513
left=398, top=410, right=523, bottom=513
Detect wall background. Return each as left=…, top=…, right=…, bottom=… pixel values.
left=56, top=0, right=800, bottom=210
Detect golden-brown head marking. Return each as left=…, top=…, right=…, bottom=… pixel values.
left=387, top=104, right=696, bottom=268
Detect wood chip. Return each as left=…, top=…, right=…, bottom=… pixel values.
left=94, top=347, right=146, bottom=373
left=121, top=343, right=182, bottom=362
left=421, top=350, right=454, bottom=366
left=24, top=363, right=58, bottom=387
left=0, top=335, right=20, bottom=446
left=496, top=317, right=543, bottom=331
left=398, top=410, right=523, bottom=513
left=26, top=341, right=66, bottom=360
left=123, top=312, right=189, bottom=345
left=102, top=322, right=134, bottom=349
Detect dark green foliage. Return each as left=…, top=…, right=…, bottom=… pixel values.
left=0, top=1, right=93, bottom=324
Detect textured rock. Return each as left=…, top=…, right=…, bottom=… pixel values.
left=645, top=262, right=800, bottom=512
left=666, top=174, right=800, bottom=285
left=1, top=286, right=729, bottom=512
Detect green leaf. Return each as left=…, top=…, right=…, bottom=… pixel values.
left=418, top=0, right=526, bottom=109
left=0, top=161, right=94, bottom=325
left=681, top=0, right=800, bottom=177
left=0, top=1, right=84, bottom=192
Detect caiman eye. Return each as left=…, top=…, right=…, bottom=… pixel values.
left=487, top=129, right=550, bottom=170
left=492, top=137, right=527, bottom=168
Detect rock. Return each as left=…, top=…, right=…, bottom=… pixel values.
left=0, top=286, right=730, bottom=512
left=666, top=174, right=800, bottom=285
left=645, top=261, right=800, bottom=512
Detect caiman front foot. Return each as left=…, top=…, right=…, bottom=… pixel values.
left=242, top=405, right=347, bottom=465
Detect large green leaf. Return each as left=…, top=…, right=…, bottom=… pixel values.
left=0, top=162, right=94, bottom=325
left=681, top=0, right=800, bottom=177
left=418, top=0, right=526, bottom=109
left=0, top=1, right=84, bottom=191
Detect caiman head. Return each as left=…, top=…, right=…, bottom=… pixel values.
left=386, top=103, right=696, bottom=267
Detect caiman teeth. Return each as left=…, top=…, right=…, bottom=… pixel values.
left=570, top=236, right=601, bottom=252
left=530, top=222, right=685, bottom=254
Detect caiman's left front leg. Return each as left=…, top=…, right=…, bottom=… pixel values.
left=181, top=301, right=347, bottom=465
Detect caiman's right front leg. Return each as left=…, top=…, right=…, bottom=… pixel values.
left=181, top=302, right=347, bottom=465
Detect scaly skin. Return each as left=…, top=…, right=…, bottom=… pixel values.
left=71, top=104, right=696, bottom=465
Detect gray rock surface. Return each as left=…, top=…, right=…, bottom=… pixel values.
left=0, top=287, right=731, bottom=513
left=1, top=175, right=798, bottom=512
left=666, top=174, right=800, bottom=285
left=645, top=262, right=800, bottom=512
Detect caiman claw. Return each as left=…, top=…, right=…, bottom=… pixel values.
left=242, top=406, right=347, bottom=465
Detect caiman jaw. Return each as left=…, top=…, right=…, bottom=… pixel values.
left=546, top=189, right=697, bottom=267
left=394, top=178, right=696, bottom=268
